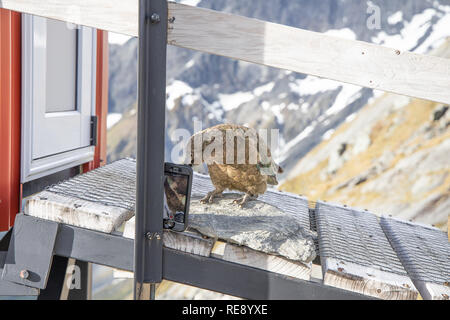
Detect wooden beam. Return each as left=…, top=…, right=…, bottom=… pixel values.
left=1, top=1, right=450, bottom=104
left=221, top=244, right=311, bottom=281
left=0, top=0, right=138, bottom=36
left=167, top=3, right=450, bottom=105
left=322, top=258, right=418, bottom=300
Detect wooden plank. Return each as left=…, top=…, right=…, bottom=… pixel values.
left=380, top=216, right=450, bottom=300
left=2, top=2, right=450, bottom=103
left=221, top=244, right=311, bottom=281
left=167, top=3, right=450, bottom=104
left=315, top=201, right=419, bottom=300
left=0, top=0, right=138, bottom=36
left=122, top=217, right=214, bottom=257
left=322, top=258, right=418, bottom=300
left=412, top=281, right=450, bottom=300
left=24, top=190, right=134, bottom=234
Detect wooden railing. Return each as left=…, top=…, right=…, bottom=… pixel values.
left=1, top=0, right=450, bottom=104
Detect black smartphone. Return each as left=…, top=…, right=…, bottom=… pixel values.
left=163, top=162, right=193, bottom=232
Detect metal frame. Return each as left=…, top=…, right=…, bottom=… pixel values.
left=2, top=214, right=371, bottom=299
left=134, top=0, right=167, bottom=299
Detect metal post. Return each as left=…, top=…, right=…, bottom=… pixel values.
left=134, top=0, right=167, bottom=300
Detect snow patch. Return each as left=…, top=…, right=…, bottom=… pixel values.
left=107, top=113, right=122, bottom=129
left=414, top=13, right=450, bottom=53
left=388, top=11, right=403, bottom=25
left=345, top=113, right=357, bottom=123
left=323, top=129, right=335, bottom=141
left=371, top=8, right=437, bottom=52
left=289, top=76, right=342, bottom=96
left=278, top=125, right=315, bottom=162
left=219, top=91, right=254, bottom=111
left=300, top=103, right=310, bottom=113
left=287, top=103, right=299, bottom=111
left=166, top=81, right=194, bottom=110
left=271, top=103, right=286, bottom=124
left=253, top=82, right=275, bottom=96
left=185, top=59, right=195, bottom=69
left=325, top=84, right=363, bottom=116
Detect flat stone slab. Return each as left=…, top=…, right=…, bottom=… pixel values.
left=189, top=193, right=316, bottom=263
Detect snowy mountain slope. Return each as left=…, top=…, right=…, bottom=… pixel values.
left=107, top=0, right=450, bottom=175
left=281, top=39, right=450, bottom=229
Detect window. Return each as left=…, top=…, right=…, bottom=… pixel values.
left=21, top=15, right=97, bottom=183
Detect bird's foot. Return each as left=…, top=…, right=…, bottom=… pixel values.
left=232, top=194, right=257, bottom=208
left=200, top=191, right=222, bottom=204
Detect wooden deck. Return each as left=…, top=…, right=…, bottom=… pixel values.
left=23, top=159, right=449, bottom=300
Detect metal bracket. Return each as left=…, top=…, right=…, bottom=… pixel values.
left=90, top=115, right=98, bottom=146
left=0, top=252, right=39, bottom=296
left=2, top=214, right=58, bottom=290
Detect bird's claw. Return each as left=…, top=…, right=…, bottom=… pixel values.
left=200, top=196, right=213, bottom=204
left=231, top=197, right=247, bottom=208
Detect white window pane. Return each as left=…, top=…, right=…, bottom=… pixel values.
left=45, top=19, right=77, bottom=113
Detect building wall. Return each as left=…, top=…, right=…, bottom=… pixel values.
left=0, top=9, right=109, bottom=230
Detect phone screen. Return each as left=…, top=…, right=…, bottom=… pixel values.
left=163, top=172, right=189, bottom=229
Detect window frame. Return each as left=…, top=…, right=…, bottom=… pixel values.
left=21, top=14, right=97, bottom=183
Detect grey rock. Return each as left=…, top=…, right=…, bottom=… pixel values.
left=189, top=193, right=316, bottom=263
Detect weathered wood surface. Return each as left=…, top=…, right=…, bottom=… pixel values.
left=2, top=1, right=450, bottom=104
left=24, top=190, right=133, bottom=233
left=167, top=3, right=450, bottom=105
left=315, top=201, right=418, bottom=300
left=380, top=216, right=450, bottom=300
left=222, top=244, right=311, bottom=281
left=189, top=193, right=316, bottom=264
left=322, top=258, right=417, bottom=300
left=0, top=0, right=138, bottom=36
left=123, top=217, right=215, bottom=258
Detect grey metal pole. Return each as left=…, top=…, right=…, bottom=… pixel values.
left=134, top=0, right=167, bottom=300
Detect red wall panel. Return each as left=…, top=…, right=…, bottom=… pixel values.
left=0, top=10, right=22, bottom=230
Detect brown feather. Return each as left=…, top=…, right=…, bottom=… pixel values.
left=187, top=124, right=282, bottom=199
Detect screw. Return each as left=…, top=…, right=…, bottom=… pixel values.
left=155, top=233, right=161, bottom=240
left=168, top=16, right=176, bottom=23
left=150, top=13, right=160, bottom=24
left=377, top=289, right=381, bottom=294
left=337, top=267, right=344, bottom=272
left=20, top=270, right=29, bottom=280
left=145, top=232, right=153, bottom=240
left=395, top=49, right=401, bottom=55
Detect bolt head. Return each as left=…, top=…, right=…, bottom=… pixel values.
left=155, top=234, right=161, bottom=240
left=20, top=270, right=29, bottom=280
left=145, top=232, right=153, bottom=240
left=150, top=13, right=160, bottom=24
